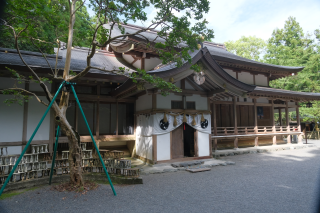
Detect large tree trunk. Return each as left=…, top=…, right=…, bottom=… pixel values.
left=58, top=0, right=84, bottom=186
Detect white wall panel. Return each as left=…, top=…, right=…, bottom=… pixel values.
left=174, top=80, right=181, bottom=88
left=198, top=131, right=209, bottom=157
left=186, top=95, right=208, bottom=110
left=0, top=95, right=24, bottom=142
left=224, top=69, right=236, bottom=78
left=136, top=94, right=152, bottom=111
left=157, top=93, right=182, bottom=109
left=255, top=74, right=268, bottom=86
left=185, top=81, right=195, bottom=90
left=0, top=77, right=24, bottom=89
left=145, top=57, right=162, bottom=71
left=157, top=133, right=170, bottom=161
left=136, top=136, right=153, bottom=160
left=27, top=96, right=50, bottom=140
left=29, top=82, right=51, bottom=92
left=238, top=72, right=254, bottom=84
left=256, top=97, right=269, bottom=103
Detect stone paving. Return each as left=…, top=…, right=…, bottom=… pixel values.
left=1, top=139, right=320, bottom=213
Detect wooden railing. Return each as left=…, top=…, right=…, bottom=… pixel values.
left=212, top=126, right=300, bottom=136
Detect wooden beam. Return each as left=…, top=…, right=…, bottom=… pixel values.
left=254, top=98, right=258, bottom=133
left=233, top=97, right=238, bottom=134
left=152, top=93, right=157, bottom=110
left=153, top=135, right=157, bottom=163
left=22, top=82, right=29, bottom=145
left=96, top=100, right=100, bottom=137
left=116, top=101, right=118, bottom=135
left=207, top=88, right=225, bottom=97
left=213, top=102, right=217, bottom=136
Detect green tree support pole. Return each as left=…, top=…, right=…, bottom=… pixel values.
left=49, top=125, right=60, bottom=185
left=0, top=82, right=65, bottom=196
left=70, top=83, right=117, bottom=196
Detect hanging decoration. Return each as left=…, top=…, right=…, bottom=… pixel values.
left=201, top=119, right=208, bottom=129
left=159, top=119, right=169, bottom=130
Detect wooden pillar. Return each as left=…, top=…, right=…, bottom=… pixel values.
left=152, top=135, right=157, bottom=164
left=279, top=108, right=282, bottom=126
left=285, top=101, right=291, bottom=144
left=271, top=99, right=275, bottom=132
left=116, top=101, right=118, bottom=135
left=152, top=93, right=157, bottom=110
left=213, top=139, right=217, bottom=150
left=181, top=79, right=185, bottom=90
left=96, top=85, right=100, bottom=137
left=22, top=82, right=29, bottom=152
left=254, top=137, right=259, bottom=147
left=254, top=98, right=258, bottom=133
left=296, top=101, right=303, bottom=144
left=296, top=102, right=301, bottom=132
left=96, top=100, right=99, bottom=137
left=234, top=137, right=238, bottom=149
left=141, top=57, right=145, bottom=70
left=233, top=97, right=238, bottom=134
left=213, top=102, right=217, bottom=136
left=272, top=136, right=277, bottom=145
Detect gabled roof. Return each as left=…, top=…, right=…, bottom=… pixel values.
left=110, top=47, right=256, bottom=99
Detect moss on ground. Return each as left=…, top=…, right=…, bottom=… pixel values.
left=0, top=186, right=39, bottom=200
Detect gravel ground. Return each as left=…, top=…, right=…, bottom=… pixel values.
left=1, top=140, right=320, bottom=213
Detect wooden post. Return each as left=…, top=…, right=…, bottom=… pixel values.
left=296, top=101, right=301, bottom=132
left=254, top=137, right=259, bottom=147
left=279, top=108, right=282, bottom=126
left=181, top=79, right=185, bottom=90
left=233, top=97, right=238, bottom=134
left=287, top=135, right=291, bottom=144
left=234, top=137, right=238, bottom=149
left=96, top=100, right=99, bottom=137
left=254, top=98, right=258, bottom=133
left=213, top=102, right=217, bottom=136
left=285, top=101, right=291, bottom=144
left=152, top=135, right=157, bottom=164
left=271, top=99, right=275, bottom=132
left=116, top=101, right=118, bottom=135
left=272, top=136, right=277, bottom=145
left=96, top=85, right=100, bottom=137
left=22, top=82, right=29, bottom=152
left=214, top=139, right=217, bottom=150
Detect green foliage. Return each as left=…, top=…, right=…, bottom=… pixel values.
left=2, top=89, right=32, bottom=106
left=0, top=0, right=93, bottom=53
left=225, top=36, right=266, bottom=62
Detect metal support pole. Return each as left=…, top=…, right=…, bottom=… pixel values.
left=0, top=82, right=65, bottom=196
left=49, top=125, right=60, bottom=185
left=70, top=84, right=117, bottom=196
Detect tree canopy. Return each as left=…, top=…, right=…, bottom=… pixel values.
left=225, top=36, right=266, bottom=62
left=224, top=17, right=320, bottom=122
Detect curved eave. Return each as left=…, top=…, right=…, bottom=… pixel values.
left=249, top=86, right=320, bottom=101
left=111, top=47, right=256, bottom=98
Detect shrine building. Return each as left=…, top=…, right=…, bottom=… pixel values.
left=1, top=23, right=320, bottom=164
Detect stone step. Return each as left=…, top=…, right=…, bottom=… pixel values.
left=186, top=168, right=211, bottom=173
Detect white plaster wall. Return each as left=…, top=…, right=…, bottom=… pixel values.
left=255, top=74, right=268, bottom=86
left=256, top=97, right=269, bottom=103
left=185, top=81, right=195, bottom=90
left=186, top=94, right=208, bottom=110
left=174, top=80, right=181, bottom=88
left=29, top=82, right=52, bottom=92
left=157, top=93, right=182, bottom=109
left=27, top=96, right=50, bottom=140
left=0, top=77, right=25, bottom=89
left=238, top=97, right=252, bottom=102
left=136, top=94, right=152, bottom=111
left=198, top=131, right=210, bottom=157
left=157, top=133, right=170, bottom=161
left=136, top=136, right=153, bottom=160
left=132, top=59, right=141, bottom=69
left=145, top=57, right=162, bottom=71
left=238, top=72, right=254, bottom=85
left=224, top=69, right=236, bottom=78
left=122, top=54, right=134, bottom=63
left=6, top=146, right=23, bottom=155
left=288, top=102, right=296, bottom=107
left=0, top=95, right=24, bottom=142
left=99, top=141, right=127, bottom=147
